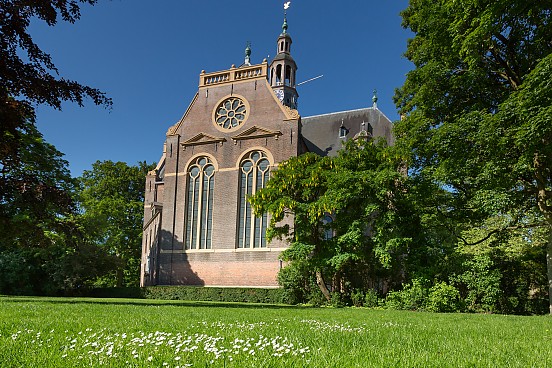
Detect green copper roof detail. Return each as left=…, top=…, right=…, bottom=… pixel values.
left=282, top=17, right=288, bottom=34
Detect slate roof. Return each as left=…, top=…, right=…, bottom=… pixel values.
left=300, top=107, right=394, bottom=156
left=272, top=53, right=297, bottom=65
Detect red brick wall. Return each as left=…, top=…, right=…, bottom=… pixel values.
left=166, top=251, right=282, bottom=287
left=152, top=76, right=298, bottom=287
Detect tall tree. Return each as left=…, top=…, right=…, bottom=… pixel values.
left=250, top=140, right=421, bottom=302
left=0, top=1, right=111, bottom=293
left=394, top=0, right=552, bottom=312
left=0, top=99, right=116, bottom=294
left=78, top=161, right=154, bottom=287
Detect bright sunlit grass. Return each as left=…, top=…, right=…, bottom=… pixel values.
left=1, top=296, right=551, bottom=367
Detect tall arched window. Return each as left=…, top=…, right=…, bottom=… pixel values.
left=185, top=157, right=215, bottom=250
left=275, top=64, right=282, bottom=85
left=285, top=65, right=292, bottom=86
left=237, top=151, right=270, bottom=248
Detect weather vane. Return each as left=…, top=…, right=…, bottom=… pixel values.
left=284, top=1, right=291, bottom=16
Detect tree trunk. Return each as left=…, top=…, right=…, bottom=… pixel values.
left=547, top=227, right=552, bottom=315
left=533, top=154, right=552, bottom=314
left=316, top=270, right=331, bottom=302
left=116, top=255, right=125, bottom=288
left=116, top=267, right=124, bottom=288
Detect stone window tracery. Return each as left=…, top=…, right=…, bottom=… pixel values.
left=214, top=97, right=247, bottom=130
left=185, top=156, right=215, bottom=250
left=237, top=150, right=270, bottom=248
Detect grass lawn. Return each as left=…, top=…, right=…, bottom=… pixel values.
left=0, top=296, right=551, bottom=367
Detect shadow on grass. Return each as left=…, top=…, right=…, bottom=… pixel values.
left=0, top=296, right=310, bottom=310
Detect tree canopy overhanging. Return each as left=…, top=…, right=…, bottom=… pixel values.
left=0, top=1, right=128, bottom=294
left=0, top=0, right=111, bottom=109
left=394, top=0, right=552, bottom=313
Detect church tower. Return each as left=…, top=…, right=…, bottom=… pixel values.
left=269, top=16, right=299, bottom=109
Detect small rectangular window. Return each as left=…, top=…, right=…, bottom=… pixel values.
left=339, top=126, right=348, bottom=138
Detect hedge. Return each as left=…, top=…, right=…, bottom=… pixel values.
left=143, top=286, right=285, bottom=304
left=85, top=286, right=285, bottom=304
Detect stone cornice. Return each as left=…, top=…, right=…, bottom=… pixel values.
left=180, top=132, right=227, bottom=149
left=231, top=125, right=282, bottom=144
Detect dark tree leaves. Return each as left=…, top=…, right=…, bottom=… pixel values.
left=0, top=98, right=75, bottom=249
left=0, top=0, right=111, bottom=109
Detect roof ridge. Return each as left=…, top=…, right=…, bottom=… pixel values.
left=302, top=107, right=377, bottom=119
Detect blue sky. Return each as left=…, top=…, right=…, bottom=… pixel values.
left=32, top=0, right=412, bottom=176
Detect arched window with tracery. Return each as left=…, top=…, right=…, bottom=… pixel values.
left=237, top=150, right=270, bottom=248
left=185, top=156, right=215, bottom=250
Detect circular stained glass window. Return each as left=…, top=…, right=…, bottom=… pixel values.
left=214, top=97, right=248, bottom=130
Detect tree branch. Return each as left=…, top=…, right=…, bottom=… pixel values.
left=434, top=206, right=544, bottom=246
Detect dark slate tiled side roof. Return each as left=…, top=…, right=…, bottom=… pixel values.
left=300, top=107, right=395, bottom=156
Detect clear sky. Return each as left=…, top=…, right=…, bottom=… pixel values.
left=31, top=0, right=412, bottom=176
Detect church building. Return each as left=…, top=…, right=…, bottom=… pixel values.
left=140, top=16, right=394, bottom=288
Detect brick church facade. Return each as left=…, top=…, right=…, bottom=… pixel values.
left=140, top=17, right=394, bottom=288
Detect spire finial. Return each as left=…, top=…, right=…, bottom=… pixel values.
left=372, top=89, right=378, bottom=108
left=244, top=41, right=251, bottom=66
left=282, top=2, right=291, bottom=34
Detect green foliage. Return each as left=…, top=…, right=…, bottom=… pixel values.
left=1, top=0, right=110, bottom=246
left=384, top=280, right=461, bottom=313
left=330, top=292, right=346, bottom=308
left=276, top=260, right=324, bottom=305
left=251, top=139, right=420, bottom=304
left=364, top=289, right=380, bottom=308
left=395, top=0, right=552, bottom=313
left=384, top=278, right=429, bottom=311
left=452, top=254, right=503, bottom=313
left=0, top=100, right=76, bottom=250
left=0, top=100, right=115, bottom=295
left=78, top=160, right=155, bottom=287
left=425, top=282, right=461, bottom=313
left=0, top=240, right=115, bottom=296
left=0, top=249, right=36, bottom=295
left=142, top=286, right=284, bottom=304
left=0, top=1, right=113, bottom=296
left=378, top=219, right=548, bottom=314
left=350, top=290, right=364, bottom=307
left=348, top=289, right=381, bottom=308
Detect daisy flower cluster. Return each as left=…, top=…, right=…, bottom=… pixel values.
left=6, top=322, right=311, bottom=367
left=300, top=319, right=368, bottom=333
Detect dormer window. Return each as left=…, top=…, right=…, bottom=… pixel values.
left=339, top=121, right=348, bottom=138
left=339, top=126, right=347, bottom=138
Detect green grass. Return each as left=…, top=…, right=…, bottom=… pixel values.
left=1, top=296, right=551, bottom=367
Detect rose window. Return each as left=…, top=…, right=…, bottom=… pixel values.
left=214, top=97, right=247, bottom=129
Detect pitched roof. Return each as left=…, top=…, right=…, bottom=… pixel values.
left=300, top=107, right=394, bottom=156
